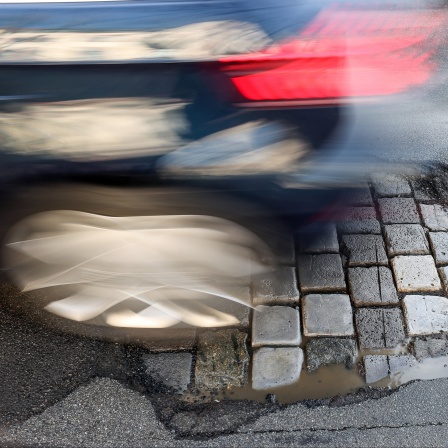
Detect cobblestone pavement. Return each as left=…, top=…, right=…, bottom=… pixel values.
left=4, top=168, right=448, bottom=446
left=138, top=167, right=448, bottom=400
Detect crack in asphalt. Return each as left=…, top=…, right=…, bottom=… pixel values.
left=241, top=421, right=447, bottom=435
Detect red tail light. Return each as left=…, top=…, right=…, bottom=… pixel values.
left=218, top=9, right=446, bottom=106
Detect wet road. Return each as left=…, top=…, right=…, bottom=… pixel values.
left=1, top=281, right=448, bottom=447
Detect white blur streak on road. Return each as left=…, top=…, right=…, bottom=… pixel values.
left=5, top=211, right=272, bottom=328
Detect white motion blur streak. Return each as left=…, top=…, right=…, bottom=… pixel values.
left=5, top=211, right=271, bottom=328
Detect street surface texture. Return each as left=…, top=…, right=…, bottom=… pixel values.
left=3, top=167, right=448, bottom=446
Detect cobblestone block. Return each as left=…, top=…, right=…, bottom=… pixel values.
left=142, top=352, right=192, bottom=393
left=348, top=267, right=398, bottom=306
left=298, top=224, right=339, bottom=254
left=364, top=355, right=389, bottom=384
left=414, top=336, right=448, bottom=360
left=420, top=204, right=448, bottom=231
left=356, top=309, right=384, bottom=349
left=363, top=354, right=417, bottom=383
left=391, top=255, right=441, bottom=293
left=356, top=308, right=406, bottom=349
left=384, top=224, right=429, bottom=256
left=252, top=306, right=301, bottom=347
left=388, top=355, right=417, bottom=375
left=342, top=234, right=388, bottom=266
left=297, top=254, right=345, bottom=293
left=305, top=338, right=358, bottom=372
left=302, top=294, right=354, bottom=336
left=252, top=347, right=303, bottom=390
left=195, top=330, right=249, bottom=389
left=337, top=207, right=381, bottom=234
left=383, top=308, right=407, bottom=347
left=252, top=267, right=300, bottom=306
left=347, top=185, right=373, bottom=206
left=429, top=232, right=448, bottom=265
left=371, top=173, right=412, bottom=197
left=403, top=295, right=448, bottom=336
left=378, top=198, right=420, bottom=224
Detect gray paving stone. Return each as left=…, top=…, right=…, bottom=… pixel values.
left=371, top=173, right=412, bottom=197
left=341, top=234, right=388, bottom=266
left=337, top=207, right=381, bottom=234
left=420, top=204, right=448, bottom=231
left=347, top=185, right=373, bottom=206
left=305, top=338, right=358, bottom=372
left=383, top=308, right=407, bottom=348
left=356, top=309, right=384, bottom=349
left=298, top=224, right=339, bottom=253
left=429, top=232, right=448, bottom=265
left=364, top=355, right=389, bottom=384
left=413, top=336, right=448, bottom=360
left=378, top=198, right=420, bottom=224
left=302, top=294, right=354, bottom=337
left=142, top=352, right=192, bottom=394
left=355, top=308, right=406, bottom=349
left=195, top=330, right=249, bottom=389
left=391, top=255, right=441, bottom=293
left=403, top=295, right=448, bottom=336
left=252, top=267, right=300, bottom=306
left=252, top=347, right=303, bottom=390
left=384, top=224, right=429, bottom=256
left=388, top=355, right=418, bottom=375
left=252, top=306, right=301, bottom=347
left=297, top=254, right=345, bottom=293
left=348, top=266, right=398, bottom=306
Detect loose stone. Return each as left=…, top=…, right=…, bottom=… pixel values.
left=413, top=336, right=448, bottom=360
left=252, top=306, right=301, bottom=347
left=195, top=330, right=249, bottom=389
left=302, top=294, right=354, bottom=337
left=403, top=295, right=448, bottom=336
left=337, top=207, right=381, bottom=234
left=388, top=355, right=418, bottom=375
left=356, top=308, right=406, bottom=349
left=384, top=224, right=429, bottom=256
left=305, top=338, right=358, bottom=372
left=252, top=347, right=303, bottom=390
left=391, top=255, right=441, bottom=293
left=342, top=234, right=388, bottom=266
left=364, top=355, right=389, bottom=384
left=371, top=173, right=412, bottom=197
left=378, top=198, right=420, bottom=224
left=298, top=223, right=339, bottom=254
left=252, top=267, right=300, bottom=306
left=297, top=254, right=346, bottom=293
left=348, top=266, right=398, bottom=306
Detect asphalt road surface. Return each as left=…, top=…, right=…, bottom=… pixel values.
left=1, top=273, right=448, bottom=447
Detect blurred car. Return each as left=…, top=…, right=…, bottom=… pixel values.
left=0, top=0, right=445, bottom=341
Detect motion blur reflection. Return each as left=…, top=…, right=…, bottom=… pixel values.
left=5, top=211, right=271, bottom=328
